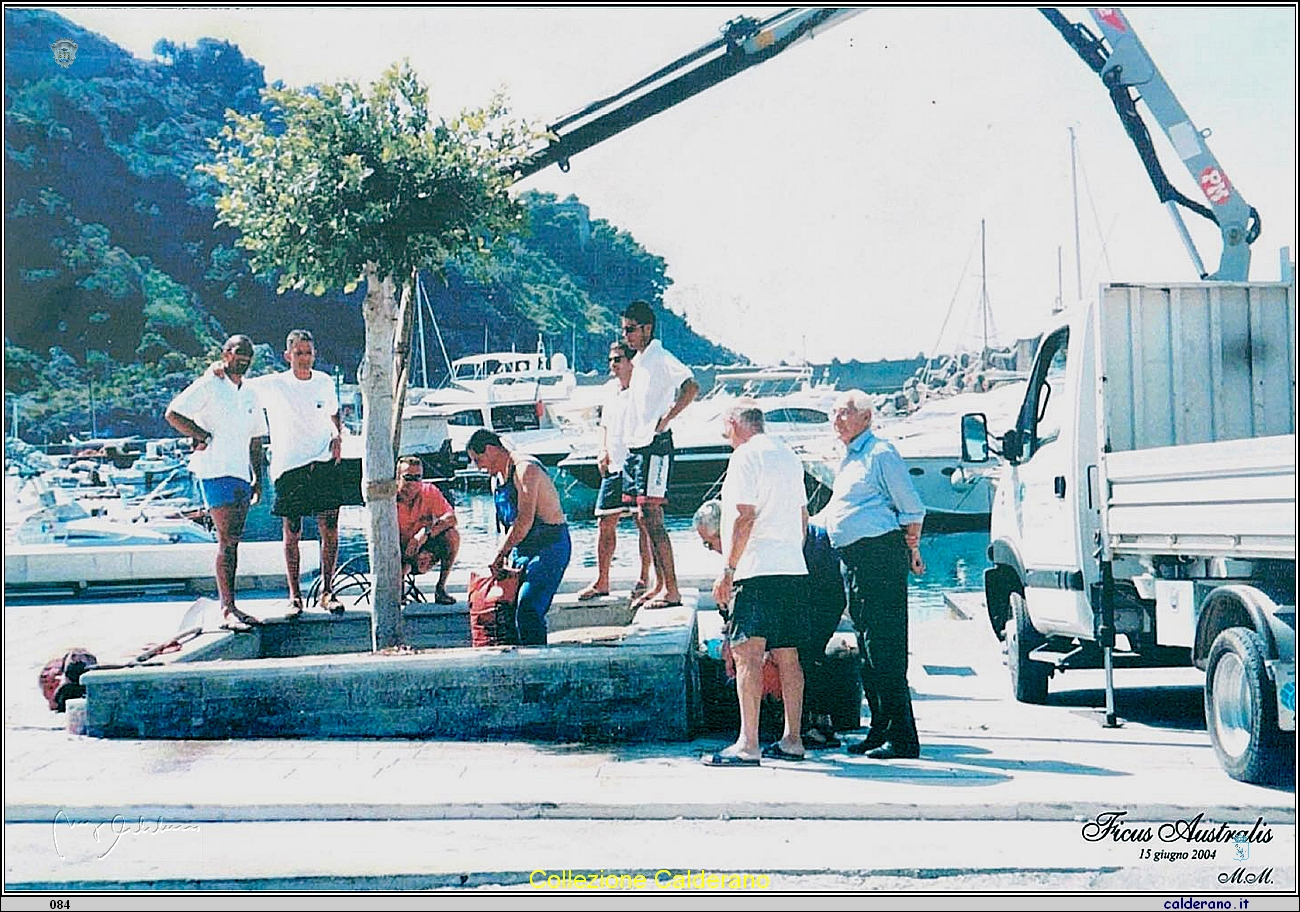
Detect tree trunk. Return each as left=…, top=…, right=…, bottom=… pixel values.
left=358, top=264, right=403, bottom=648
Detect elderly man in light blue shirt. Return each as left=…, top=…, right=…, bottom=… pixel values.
left=817, top=389, right=926, bottom=760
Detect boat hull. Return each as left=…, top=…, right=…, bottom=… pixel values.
left=562, top=445, right=995, bottom=527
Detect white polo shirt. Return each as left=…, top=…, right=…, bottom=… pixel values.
left=626, top=339, right=693, bottom=449
left=250, top=370, right=340, bottom=481
left=168, top=374, right=267, bottom=481
left=720, top=433, right=809, bottom=582
left=600, top=379, right=632, bottom=472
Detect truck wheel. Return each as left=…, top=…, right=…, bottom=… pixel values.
left=1007, top=591, right=1049, bottom=704
left=1205, top=627, right=1281, bottom=784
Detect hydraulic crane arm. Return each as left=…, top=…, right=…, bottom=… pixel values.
left=514, top=7, right=1260, bottom=282
left=513, top=8, right=863, bottom=180
left=1042, top=8, right=1258, bottom=281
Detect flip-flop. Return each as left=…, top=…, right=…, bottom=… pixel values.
left=220, top=607, right=262, bottom=633
left=577, top=586, right=610, bottom=601
left=761, top=743, right=806, bottom=762
left=803, top=729, right=841, bottom=750
left=222, top=606, right=263, bottom=628
left=629, top=591, right=654, bottom=610
left=631, top=581, right=649, bottom=597
left=702, top=752, right=760, bottom=768
left=320, top=594, right=345, bottom=615
left=285, top=598, right=305, bottom=619
left=642, top=598, right=683, bottom=610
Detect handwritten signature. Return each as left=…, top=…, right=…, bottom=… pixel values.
left=52, top=810, right=200, bottom=862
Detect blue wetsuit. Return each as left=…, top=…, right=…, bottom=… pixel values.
left=493, top=457, right=571, bottom=645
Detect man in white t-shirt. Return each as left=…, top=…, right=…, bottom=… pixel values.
left=577, top=340, right=653, bottom=601
left=166, top=334, right=268, bottom=631
left=208, top=329, right=349, bottom=614
left=251, top=330, right=348, bottom=615
left=703, top=405, right=810, bottom=767
left=619, top=300, right=699, bottom=610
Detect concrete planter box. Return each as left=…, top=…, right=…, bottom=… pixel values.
left=81, top=604, right=699, bottom=743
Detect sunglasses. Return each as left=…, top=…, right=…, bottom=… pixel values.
left=608, top=356, right=626, bottom=363
left=400, top=473, right=422, bottom=481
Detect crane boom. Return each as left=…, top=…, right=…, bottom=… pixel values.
left=514, top=7, right=1260, bottom=282
left=513, top=8, right=863, bottom=179
left=1042, top=7, right=1259, bottom=281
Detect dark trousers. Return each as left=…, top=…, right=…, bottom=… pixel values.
left=513, top=526, right=572, bottom=646
left=838, top=529, right=919, bottom=749
left=800, top=588, right=847, bottom=720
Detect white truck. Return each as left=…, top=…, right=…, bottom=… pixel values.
left=962, top=281, right=1296, bottom=783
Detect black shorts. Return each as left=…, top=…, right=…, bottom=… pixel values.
left=728, top=574, right=810, bottom=651
left=408, top=530, right=453, bottom=571
left=272, top=459, right=351, bottom=519
left=621, top=430, right=673, bottom=506
left=595, top=472, right=631, bottom=516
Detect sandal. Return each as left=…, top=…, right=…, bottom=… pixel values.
left=320, top=593, right=345, bottom=615
left=220, top=606, right=263, bottom=632
left=577, top=584, right=610, bottom=601
left=433, top=589, right=456, bottom=605
left=761, top=743, right=806, bottom=761
left=285, top=597, right=305, bottom=619
left=702, top=752, right=760, bottom=768
left=629, top=589, right=657, bottom=610
left=803, top=728, right=841, bottom=750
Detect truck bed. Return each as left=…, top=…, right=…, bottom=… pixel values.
left=1098, top=282, right=1295, bottom=561
left=1104, top=433, right=1296, bottom=560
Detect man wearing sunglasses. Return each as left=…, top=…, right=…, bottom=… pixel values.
left=619, top=300, right=699, bottom=611
left=395, top=455, right=460, bottom=605
left=577, top=340, right=654, bottom=601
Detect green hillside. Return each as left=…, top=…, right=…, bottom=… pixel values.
left=3, top=9, right=737, bottom=443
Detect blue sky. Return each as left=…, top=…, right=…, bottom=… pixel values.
left=43, top=6, right=1298, bottom=363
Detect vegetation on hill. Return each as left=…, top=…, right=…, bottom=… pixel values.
left=3, top=9, right=736, bottom=444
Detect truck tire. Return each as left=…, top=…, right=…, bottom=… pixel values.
left=1205, top=626, right=1281, bottom=784
left=1007, top=591, right=1050, bottom=704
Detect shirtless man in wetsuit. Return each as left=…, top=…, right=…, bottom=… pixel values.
left=466, top=429, right=572, bottom=646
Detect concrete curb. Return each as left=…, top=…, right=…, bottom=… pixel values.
left=8, top=797, right=1293, bottom=825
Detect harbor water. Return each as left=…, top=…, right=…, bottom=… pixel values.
left=244, top=489, right=991, bottom=623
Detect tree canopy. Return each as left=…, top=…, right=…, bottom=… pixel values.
left=202, top=62, right=541, bottom=293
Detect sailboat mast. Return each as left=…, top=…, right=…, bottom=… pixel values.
left=415, top=271, right=429, bottom=389
left=1070, top=126, right=1083, bottom=304
left=1055, top=246, right=1065, bottom=314
left=980, top=218, right=990, bottom=358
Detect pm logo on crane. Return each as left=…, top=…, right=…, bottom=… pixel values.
left=1199, top=167, right=1233, bottom=205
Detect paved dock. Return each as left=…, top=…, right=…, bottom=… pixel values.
left=3, top=575, right=1295, bottom=893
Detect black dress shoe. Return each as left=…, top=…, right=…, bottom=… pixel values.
left=864, top=741, right=920, bottom=760
left=845, top=728, right=889, bottom=755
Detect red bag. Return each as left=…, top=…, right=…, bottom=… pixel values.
left=468, top=568, right=522, bottom=647
left=39, top=648, right=98, bottom=712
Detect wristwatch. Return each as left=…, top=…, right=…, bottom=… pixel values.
left=723, top=565, right=736, bottom=576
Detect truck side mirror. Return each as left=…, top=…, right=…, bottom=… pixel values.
left=961, top=413, right=989, bottom=462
